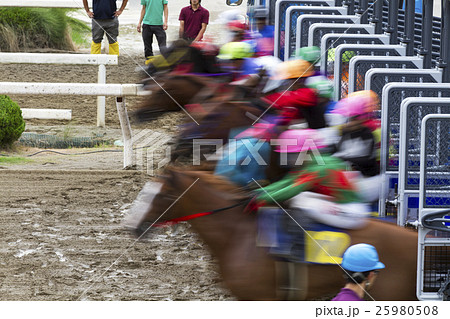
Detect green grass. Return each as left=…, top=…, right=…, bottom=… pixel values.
left=0, top=156, right=32, bottom=165
left=0, top=8, right=90, bottom=51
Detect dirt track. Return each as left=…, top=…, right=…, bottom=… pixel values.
left=0, top=170, right=233, bottom=300
left=0, top=55, right=234, bottom=300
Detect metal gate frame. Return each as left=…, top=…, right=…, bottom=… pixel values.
left=321, top=44, right=406, bottom=77
left=276, top=5, right=347, bottom=60
left=417, top=114, right=450, bottom=301
left=307, top=23, right=374, bottom=46
left=364, top=68, right=442, bottom=99
left=379, top=83, right=450, bottom=218
left=270, top=0, right=336, bottom=25
left=293, top=14, right=361, bottom=56
left=346, top=56, right=423, bottom=97
left=318, top=33, right=389, bottom=70
left=397, top=98, right=450, bottom=226
left=320, top=43, right=406, bottom=81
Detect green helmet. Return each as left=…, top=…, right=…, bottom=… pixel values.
left=327, top=48, right=356, bottom=63
left=295, top=46, right=321, bottom=64
left=217, top=41, right=253, bottom=60
left=305, top=76, right=334, bottom=99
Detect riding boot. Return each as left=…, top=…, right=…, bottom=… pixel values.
left=91, top=41, right=102, bottom=54
left=109, top=42, right=120, bottom=56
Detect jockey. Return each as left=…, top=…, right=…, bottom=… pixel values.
left=329, top=90, right=382, bottom=204
left=261, top=59, right=327, bottom=129
left=331, top=90, right=381, bottom=178
left=248, top=6, right=275, bottom=57
left=217, top=41, right=257, bottom=81
left=227, top=20, right=248, bottom=42
left=248, top=128, right=371, bottom=228
left=332, top=244, right=385, bottom=301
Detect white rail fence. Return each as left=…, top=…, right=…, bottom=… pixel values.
left=0, top=53, right=118, bottom=126
left=0, top=0, right=124, bottom=8
left=0, top=82, right=145, bottom=168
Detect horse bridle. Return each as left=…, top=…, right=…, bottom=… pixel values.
left=153, top=199, right=249, bottom=228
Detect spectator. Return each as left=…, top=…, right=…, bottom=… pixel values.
left=83, top=0, right=128, bottom=55
left=138, top=0, right=168, bottom=59
left=179, top=0, right=209, bottom=43
left=332, top=244, right=385, bottom=301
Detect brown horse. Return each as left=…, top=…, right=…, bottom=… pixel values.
left=135, top=73, right=270, bottom=123
left=135, top=74, right=213, bottom=122
left=126, top=169, right=418, bottom=300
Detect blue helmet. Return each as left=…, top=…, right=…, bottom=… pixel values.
left=341, top=244, right=385, bottom=272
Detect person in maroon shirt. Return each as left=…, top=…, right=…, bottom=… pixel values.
left=332, top=244, right=385, bottom=301
left=178, top=0, right=209, bottom=43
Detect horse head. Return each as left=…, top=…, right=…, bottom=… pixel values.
left=124, top=168, right=248, bottom=239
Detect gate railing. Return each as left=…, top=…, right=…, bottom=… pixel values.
left=379, top=83, right=450, bottom=218
left=417, top=114, right=450, bottom=301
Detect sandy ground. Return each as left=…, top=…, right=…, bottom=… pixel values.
left=0, top=55, right=234, bottom=300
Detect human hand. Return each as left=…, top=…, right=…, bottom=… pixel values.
left=137, top=24, right=141, bottom=33
left=86, top=10, right=94, bottom=18
left=163, top=23, right=168, bottom=30
left=114, top=10, right=123, bottom=17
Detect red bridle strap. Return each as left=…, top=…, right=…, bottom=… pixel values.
left=153, top=201, right=248, bottom=228
left=154, top=212, right=213, bottom=227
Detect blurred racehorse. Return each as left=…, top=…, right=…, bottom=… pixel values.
left=125, top=169, right=418, bottom=300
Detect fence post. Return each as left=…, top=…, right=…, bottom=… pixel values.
left=371, top=0, right=384, bottom=33
left=115, top=96, right=133, bottom=168
left=419, top=0, right=434, bottom=68
left=439, top=0, right=450, bottom=82
left=342, top=0, right=354, bottom=15
left=402, top=0, right=416, bottom=56
left=357, top=0, right=369, bottom=24
left=386, top=0, right=400, bottom=44
left=97, top=64, right=106, bottom=127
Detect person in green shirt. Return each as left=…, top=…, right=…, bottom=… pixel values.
left=137, top=0, right=169, bottom=59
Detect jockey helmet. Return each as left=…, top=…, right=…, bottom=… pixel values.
left=275, top=129, right=325, bottom=153
left=218, top=41, right=253, bottom=60
left=295, top=46, right=320, bottom=65
left=272, top=59, right=314, bottom=80
left=341, top=243, right=385, bottom=272
left=332, top=90, right=379, bottom=119
left=305, top=76, right=334, bottom=99
left=227, top=20, right=247, bottom=32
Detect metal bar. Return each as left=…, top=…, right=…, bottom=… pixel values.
left=342, top=0, right=354, bottom=15
left=358, top=0, right=369, bottom=24
left=419, top=0, right=434, bottom=68
left=386, top=0, right=400, bottom=44
left=440, top=0, right=450, bottom=82
left=371, top=0, right=384, bottom=33
left=402, top=0, right=416, bottom=55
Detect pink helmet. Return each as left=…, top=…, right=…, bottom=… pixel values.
left=275, top=129, right=325, bottom=153
left=227, top=20, right=247, bottom=31
left=332, top=90, right=379, bottom=119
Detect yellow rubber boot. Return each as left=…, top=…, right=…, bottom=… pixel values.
left=109, top=42, right=120, bottom=56
left=91, top=41, right=101, bottom=54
